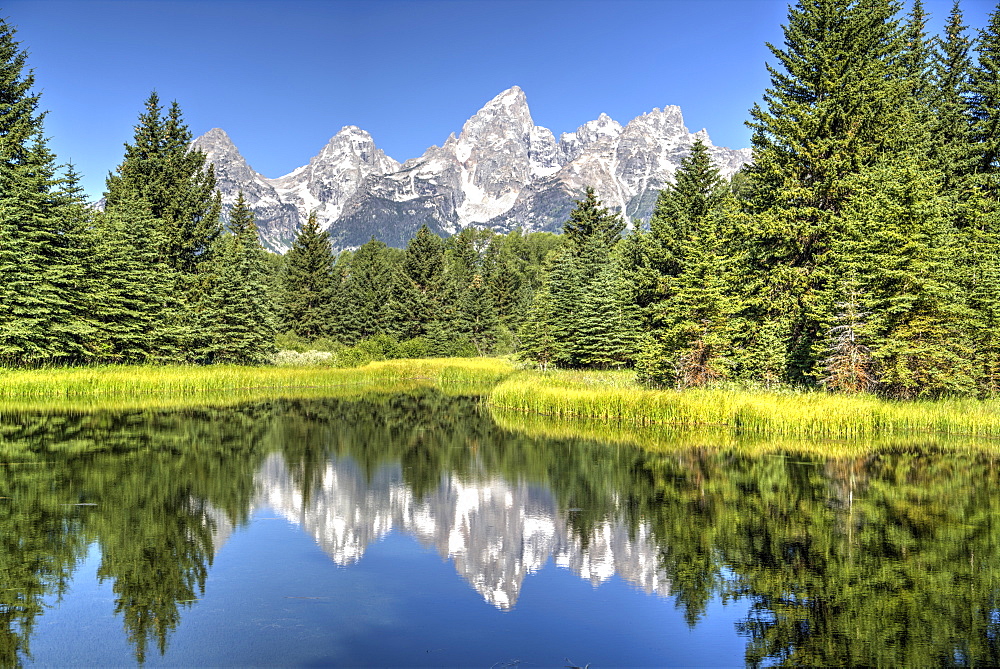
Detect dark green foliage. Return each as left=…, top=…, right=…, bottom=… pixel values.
left=841, top=164, right=975, bottom=396
left=0, top=21, right=96, bottom=365
left=637, top=141, right=735, bottom=386
left=733, top=0, right=980, bottom=394
left=89, top=200, right=181, bottom=362
left=575, top=263, right=641, bottom=369
left=104, top=92, right=222, bottom=277
left=98, top=92, right=225, bottom=363
left=384, top=224, right=446, bottom=340
left=280, top=212, right=337, bottom=339
left=455, top=274, right=500, bottom=356
left=971, top=5, right=1000, bottom=175
left=518, top=281, right=559, bottom=369
left=199, top=193, right=277, bottom=364
left=647, top=139, right=726, bottom=280
left=931, top=2, right=976, bottom=191
left=563, top=186, right=625, bottom=272
left=338, top=238, right=395, bottom=344
left=519, top=190, right=638, bottom=369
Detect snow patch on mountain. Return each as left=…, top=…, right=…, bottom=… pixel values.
left=195, top=87, right=752, bottom=252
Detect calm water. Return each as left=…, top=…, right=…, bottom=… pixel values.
left=1, top=390, right=999, bottom=667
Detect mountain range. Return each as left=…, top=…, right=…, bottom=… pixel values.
left=192, top=86, right=752, bottom=253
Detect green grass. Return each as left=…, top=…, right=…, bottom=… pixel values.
left=0, top=358, right=513, bottom=402
left=487, top=369, right=1000, bottom=439
left=4, top=359, right=1000, bottom=443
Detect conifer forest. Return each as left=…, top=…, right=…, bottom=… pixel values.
left=5, top=0, right=1000, bottom=401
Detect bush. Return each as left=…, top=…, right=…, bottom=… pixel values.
left=270, top=349, right=335, bottom=366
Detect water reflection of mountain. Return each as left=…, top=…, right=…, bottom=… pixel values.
left=255, top=453, right=671, bottom=609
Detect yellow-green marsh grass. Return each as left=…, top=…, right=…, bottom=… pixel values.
left=490, top=405, right=1000, bottom=457
left=0, top=358, right=514, bottom=403
left=489, top=370, right=1000, bottom=439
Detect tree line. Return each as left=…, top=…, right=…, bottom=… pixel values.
left=4, top=0, right=1000, bottom=398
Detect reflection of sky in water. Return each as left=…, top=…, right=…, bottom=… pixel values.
left=31, top=511, right=750, bottom=667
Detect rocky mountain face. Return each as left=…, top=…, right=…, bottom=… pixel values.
left=193, top=87, right=751, bottom=253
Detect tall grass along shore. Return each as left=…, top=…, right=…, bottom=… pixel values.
left=4, top=360, right=1000, bottom=441
left=0, top=358, right=512, bottom=401
left=487, top=369, right=1000, bottom=439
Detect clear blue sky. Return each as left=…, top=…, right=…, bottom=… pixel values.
left=4, top=0, right=997, bottom=200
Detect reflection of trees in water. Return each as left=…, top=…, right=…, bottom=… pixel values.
left=3, top=394, right=1000, bottom=665
left=634, top=446, right=1000, bottom=667
left=0, top=404, right=274, bottom=665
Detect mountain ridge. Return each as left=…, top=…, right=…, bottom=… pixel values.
left=193, top=86, right=752, bottom=253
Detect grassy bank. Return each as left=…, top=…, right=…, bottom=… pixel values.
left=0, top=358, right=513, bottom=401
left=489, top=404, right=1000, bottom=456
left=4, top=359, right=1000, bottom=441
left=487, top=369, right=1000, bottom=439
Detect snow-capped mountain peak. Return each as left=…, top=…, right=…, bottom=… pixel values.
left=196, top=88, right=751, bottom=252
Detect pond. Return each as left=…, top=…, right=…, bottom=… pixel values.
left=1, top=389, right=999, bottom=666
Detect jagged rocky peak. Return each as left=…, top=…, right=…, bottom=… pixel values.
left=452, top=86, right=534, bottom=165
left=560, top=113, right=624, bottom=162
left=192, top=128, right=254, bottom=178
left=313, top=125, right=399, bottom=172
left=195, top=86, right=752, bottom=252
left=194, top=127, right=237, bottom=152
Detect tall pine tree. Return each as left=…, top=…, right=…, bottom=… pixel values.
left=280, top=212, right=337, bottom=339
left=0, top=18, right=93, bottom=365
left=200, top=193, right=277, bottom=364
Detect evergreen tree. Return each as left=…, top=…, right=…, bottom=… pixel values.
left=104, top=93, right=222, bottom=276
left=637, top=141, right=735, bottom=386
left=638, top=201, right=736, bottom=387
left=930, top=1, right=976, bottom=192
left=200, top=193, right=277, bottom=364
left=742, top=0, right=931, bottom=386
left=280, top=212, right=337, bottom=339
left=544, top=249, right=586, bottom=367
left=0, top=18, right=93, bottom=364
left=970, top=5, right=1000, bottom=176
left=842, top=163, right=975, bottom=397
left=575, top=263, right=641, bottom=369
left=482, top=230, right=530, bottom=332
left=103, top=93, right=222, bottom=361
left=648, top=138, right=726, bottom=280
left=455, top=274, right=500, bottom=356
left=89, top=200, right=180, bottom=362
left=519, top=281, right=559, bottom=370
left=384, top=224, right=445, bottom=339
left=563, top=186, right=625, bottom=272
left=338, top=238, right=394, bottom=343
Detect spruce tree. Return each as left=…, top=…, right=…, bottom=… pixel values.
left=931, top=1, right=976, bottom=192
left=563, top=186, right=625, bottom=273
left=89, top=201, right=180, bottom=362
left=636, top=140, right=735, bottom=386
left=384, top=224, right=445, bottom=339
left=200, top=193, right=277, bottom=364
left=648, top=138, right=725, bottom=280
left=455, top=274, right=500, bottom=356
left=338, top=238, right=394, bottom=343
left=105, top=93, right=222, bottom=276
left=544, top=249, right=585, bottom=367
left=971, top=5, right=1000, bottom=175
left=743, top=0, right=931, bottom=387
left=0, top=18, right=93, bottom=364
left=638, top=200, right=736, bottom=387
left=519, top=282, right=559, bottom=370
left=575, top=262, right=641, bottom=369
left=280, top=212, right=337, bottom=339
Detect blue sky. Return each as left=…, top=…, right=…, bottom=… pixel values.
left=4, top=0, right=997, bottom=200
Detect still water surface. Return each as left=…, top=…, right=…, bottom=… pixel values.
left=1, top=390, right=999, bottom=666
